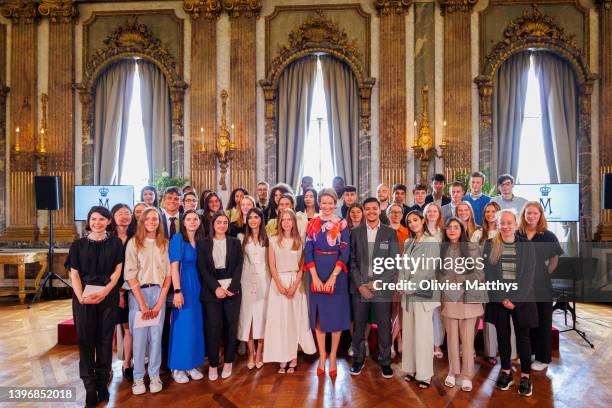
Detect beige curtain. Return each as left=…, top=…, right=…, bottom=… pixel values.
left=320, top=55, right=360, bottom=186
left=93, top=60, right=136, bottom=184
left=533, top=52, right=578, bottom=245
left=492, top=52, right=531, bottom=181
left=138, top=60, right=172, bottom=181
left=277, top=55, right=318, bottom=191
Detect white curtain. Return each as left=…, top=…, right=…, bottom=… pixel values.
left=320, top=55, right=360, bottom=186
left=138, top=60, right=172, bottom=180
left=533, top=52, right=578, bottom=245
left=492, top=52, right=531, bottom=180
left=277, top=55, right=318, bottom=191
left=93, top=60, right=136, bottom=184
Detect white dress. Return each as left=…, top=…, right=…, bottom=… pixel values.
left=237, top=240, right=270, bottom=341
left=263, top=238, right=316, bottom=362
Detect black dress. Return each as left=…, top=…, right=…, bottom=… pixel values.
left=66, top=235, right=123, bottom=404
left=228, top=221, right=247, bottom=238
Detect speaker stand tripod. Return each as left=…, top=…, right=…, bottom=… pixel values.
left=28, top=209, right=72, bottom=308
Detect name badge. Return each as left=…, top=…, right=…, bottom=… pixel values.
left=380, top=241, right=389, bottom=250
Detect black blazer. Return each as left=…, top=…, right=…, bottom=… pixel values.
left=425, top=193, right=451, bottom=207
left=483, top=234, right=538, bottom=328
left=349, top=223, right=399, bottom=297
left=197, top=237, right=243, bottom=302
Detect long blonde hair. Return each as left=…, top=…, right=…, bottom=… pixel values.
left=133, top=207, right=168, bottom=251
left=518, top=201, right=548, bottom=235
left=275, top=208, right=301, bottom=251
left=489, top=209, right=517, bottom=265
left=455, top=201, right=478, bottom=240
left=479, top=201, right=501, bottom=244
left=423, top=202, right=444, bottom=235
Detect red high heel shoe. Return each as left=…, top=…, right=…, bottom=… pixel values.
left=317, top=367, right=325, bottom=376
left=329, top=369, right=337, bottom=378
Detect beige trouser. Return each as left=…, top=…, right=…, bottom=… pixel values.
left=402, top=302, right=434, bottom=381
left=444, top=316, right=478, bottom=379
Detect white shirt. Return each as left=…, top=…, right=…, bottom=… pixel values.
left=212, top=238, right=227, bottom=269
left=366, top=221, right=381, bottom=243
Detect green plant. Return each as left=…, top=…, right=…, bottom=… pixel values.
left=152, top=171, right=189, bottom=195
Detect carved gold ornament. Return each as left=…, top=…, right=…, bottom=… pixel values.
left=183, top=0, right=222, bottom=19
left=1, top=0, right=39, bottom=24
left=38, top=0, right=78, bottom=23
left=375, top=0, right=413, bottom=16
left=438, top=0, right=478, bottom=16
left=222, top=0, right=262, bottom=18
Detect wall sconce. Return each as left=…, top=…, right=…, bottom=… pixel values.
left=35, top=93, right=49, bottom=165
left=411, top=86, right=446, bottom=184
left=12, top=126, right=21, bottom=155
left=215, top=89, right=236, bottom=191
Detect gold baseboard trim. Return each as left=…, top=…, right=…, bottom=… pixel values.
left=595, top=223, right=612, bottom=241
left=0, top=226, right=39, bottom=241
left=39, top=226, right=78, bottom=242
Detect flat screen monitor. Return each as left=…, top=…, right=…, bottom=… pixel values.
left=74, top=185, right=134, bottom=221
left=513, top=183, right=579, bottom=222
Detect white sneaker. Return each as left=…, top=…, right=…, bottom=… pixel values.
left=149, top=376, right=163, bottom=393
left=188, top=368, right=204, bottom=380
left=132, top=378, right=146, bottom=395
left=348, top=345, right=354, bottom=357
left=208, top=367, right=218, bottom=381
left=221, top=363, right=233, bottom=379
left=531, top=361, right=549, bottom=371
left=173, top=370, right=189, bottom=384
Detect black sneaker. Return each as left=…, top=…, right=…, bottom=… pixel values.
left=496, top=372, right=514, bottom=390
left=518, top=376, right=532, bottom=397
left=381, top=365, right=394, bottom=379
left=350, top=362, right=364, bottom=376
left=123, top=366, right=133, bottom=382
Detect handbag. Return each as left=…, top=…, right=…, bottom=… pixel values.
left=310, top=282, right=334, bottom=294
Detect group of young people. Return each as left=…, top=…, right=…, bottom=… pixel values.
left=67, top=171, right=563, bottom=407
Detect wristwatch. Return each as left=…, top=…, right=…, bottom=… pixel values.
left=174, top=288, right=182, bottom=294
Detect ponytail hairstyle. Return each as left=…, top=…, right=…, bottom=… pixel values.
left=489, top=209, right=518, bottom=265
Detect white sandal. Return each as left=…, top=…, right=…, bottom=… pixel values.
left=461, top=379, right=473, bottom=392
left=444, top=375, right=456, bottom=388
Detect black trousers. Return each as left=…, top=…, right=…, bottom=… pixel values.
left=351, top=294, right=392, bottom=366
left=531, top=302, right=553, bottom=364
left=494, top=304, right=532, bottom=374
left=72, top=289, right=119, bottom=390
left=203, top=295, right=241, bottom=367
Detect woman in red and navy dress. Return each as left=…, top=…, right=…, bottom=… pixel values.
left=304, top=189, right=350, bottom=377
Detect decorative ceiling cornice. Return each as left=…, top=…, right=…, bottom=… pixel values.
left=596, top=0, right=611, bottom=11
left=183, top=0, right=222, bottom=20
left=0, top=0, right=39, bottom=24
left=38, top=0, right=79, bottom=23
left=222, top=0, right=261, bottom=18
left=375, top=0, right=413, bottom=16
left=438, top=0, right=478, bottom=16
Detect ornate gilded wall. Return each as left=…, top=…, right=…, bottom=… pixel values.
left=0, top=0, right=607, bottom=242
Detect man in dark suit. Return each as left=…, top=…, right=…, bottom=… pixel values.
left=349, top=197, right=399, bottom=379
left=160, top=186, right=182, bottom=239
left=424, top=173, right=451, bottom=207
left=295, top=176, right=313, bottom=212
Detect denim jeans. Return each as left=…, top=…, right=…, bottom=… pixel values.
left=129, top=286, right=166, bottom=380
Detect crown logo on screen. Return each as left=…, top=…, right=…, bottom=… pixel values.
left=99, top=187, right=109, bottom=197
left=540, top=185, right=551, bottom=196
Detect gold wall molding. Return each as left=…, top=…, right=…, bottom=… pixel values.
left=442, top=1, right=473, bottom=180
left=475, top=4, right=596, bottom=239
left=38, top=0, right=78, bottom=23
left=222, top=0, right=261, bottom=18
left=438, top=0, right=478, bottom=16
left=597, top=0, right=612, bottom=11
left=0, top=0, right=39, bottom=24
left=77, top=17, right=188, bottom=183
left=183, top=0, right=222, bottom=19
left=230, top=16, right=257, bottom=194
left=375, top=0, right=413, bottom=15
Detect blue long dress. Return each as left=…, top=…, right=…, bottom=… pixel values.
left=304, top=216, right=351, bottom=332
left=168, top=234, right=205, bottom=370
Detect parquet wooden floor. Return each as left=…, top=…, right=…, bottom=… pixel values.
left=0, top=299, right=610, bottom=407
